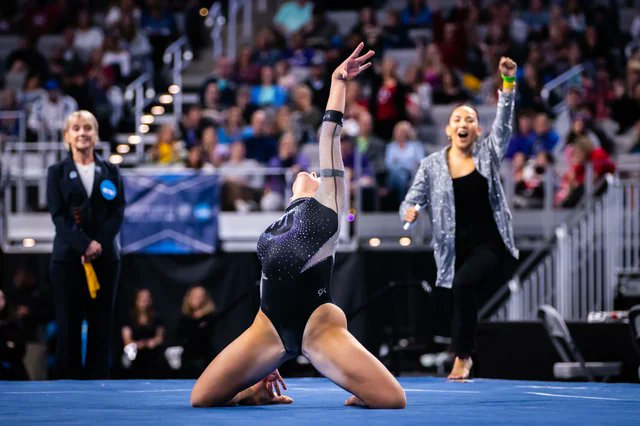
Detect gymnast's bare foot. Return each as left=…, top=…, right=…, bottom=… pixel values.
left=345, top=395, right=367, bottom=407
left=448, top=357, right=473, bottom=380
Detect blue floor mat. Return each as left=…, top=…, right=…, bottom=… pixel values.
left=1, top=377, right=639, bottom=425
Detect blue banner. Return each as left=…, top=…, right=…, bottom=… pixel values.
left=121, top=172, right=219, bottom=254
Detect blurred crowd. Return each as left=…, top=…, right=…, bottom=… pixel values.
left=1, top=0, right=640, bottom=214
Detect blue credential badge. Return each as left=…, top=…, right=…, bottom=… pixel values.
left=69, top=171, right=78, bottom=179
left=100, top=179, right=117, bottom=200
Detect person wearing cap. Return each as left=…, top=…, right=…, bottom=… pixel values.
left=47, top=110, right=124, bottom=379
left=27, top=79, right=78, bottom=141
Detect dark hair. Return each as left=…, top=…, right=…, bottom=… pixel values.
left=448, top=103, right=480, bottom=122
left=131, top=288, right=155, bottom=326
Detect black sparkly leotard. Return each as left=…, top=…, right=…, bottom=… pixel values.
left=257, top=197, right=339, bottom=355
left=256, top=110, right=346, bottom=356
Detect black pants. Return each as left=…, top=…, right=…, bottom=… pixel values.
left=451, top=244, right=504, bottom=358
left=50, top=259, right=119, bottom=379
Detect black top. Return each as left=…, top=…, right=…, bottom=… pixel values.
left=453, top=169, right=503, bottom=252
left=47, top=153, right=125, bottom=263
left=176, top=313, right=217, bottom=360
left=127, top=317, right=163, bottom=342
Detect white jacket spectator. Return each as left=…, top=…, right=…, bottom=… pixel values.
left=28, top=80, right=78, bottom=141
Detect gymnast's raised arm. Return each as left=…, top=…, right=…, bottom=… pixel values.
left=313, top=43, right=375, bottom=219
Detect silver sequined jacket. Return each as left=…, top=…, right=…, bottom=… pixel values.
left=399, top=91, right=519, bottom=288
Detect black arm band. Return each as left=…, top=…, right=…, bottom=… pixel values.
left=320, top=168, right=345, bottom=178
left=322, top=110, right=344, bottom=126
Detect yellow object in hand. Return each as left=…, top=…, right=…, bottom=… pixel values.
left=84, top=262, right=101, bottom=299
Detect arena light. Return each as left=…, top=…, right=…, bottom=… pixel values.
left=369, top=237, right=381, bottom=248
left=168, top=84, right=181, bottom=95
left=159, top=94, right=173, bottom=104
left=199, top=7, right=208, bottom=17
left=109, top=154, right=123, bottom=164
left=399, top=237, right=412, bottom=247
left=145, top=88, right=155, bottom=98
left=139, top=124, right=150, bottom=133
left=116, top=144, right=131, bottom=154
left=128, top=135, right=141, bottom=144
left=22, top=238, right=36, bottom=248
left=183, top=51, right=193, bottom=61
left=141, top=114, right=154, bottom=125
left=151, top=106, right=165, bottom=115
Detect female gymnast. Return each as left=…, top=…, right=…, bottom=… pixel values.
left=402, top=57, right=519, bottom=380
left=191, top=43, right=406, bottom=409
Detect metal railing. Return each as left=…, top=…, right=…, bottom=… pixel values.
left=540, top=64, right=585, bottom=115
left=207, top=0, right=254, bottom=60
left=481, top=172, right=640, bottom=322
left=124, top=72, right=155, bottom=161
left=163, top=36, right=192, bottom=118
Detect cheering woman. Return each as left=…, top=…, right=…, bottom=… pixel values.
left=401, top=57, right=519, bottom=380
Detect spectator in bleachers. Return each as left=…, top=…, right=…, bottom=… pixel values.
left=102, top=29, right=131, bottom=81
left=105, top=0, right=141, bottom=28
left=301, top=5, right=337, bottom=49
left=516, top=63, right=544, bottom=112
left=563, top=108, right=612, bottom=157
left=5, top=35, right=48, bottom=80
left=176, top=285, right=218, bottom=378
left=28, top=78, right=78, bottom=141
left=18, top=72, right=45, bottom=116
left=555, top=136, right=615, bottom=208
left=520, top=0, right=549, bottom=40
left=201, top=56, right=237, bottom=107
left=121, top=288, right=167, bottom=379
left=401, top=0, right=432, bottom=28
left=72, top=9, right=104, bottom=63
left=404, top=64, right=433, bottom=123
left=380, top=9, right=413, bottom=50
left=354, top=111, right=386, bottom=189
left=304, top=58, right=330, bottom=107
left=369, top=56, right=408, bottom=140
left=65, top=68, right=92, bottom=112
left=611, top=79, right=640, bottom=137
left=234, top=84, right=256, bottom=123
left=234, top=45, right=261, bottom=85
left=184, top=145, right=207, bottom=170
left=250, top=65, right=288, bottom=108
left=251, top=29, right=281, bottom=68
left=198, top=120, right=225, bottom=168
left=140, top=0, right=177, bottom=74
left=384, top=121, right=424, bottom=208
left=119, top=14, right=153, bottom=74
left=420, top=42, right=445, bottom=88
left=179, top=104, right=203, bottom=149
left=272, top=105, right=296, bottom=141
left=217, top=106, right=244, bottom=146
left=344, top=80, right=368, bottom=118
left=218, top=141, right=263, bottom=212
left=505, top=109, right=536, bottom=160
left=262, top=131, right=310, bottom=211
left=513, top=151, right=553, bottom=209
left=341, top=135, right=378, bottom=211
left=351, top=7, right=382, bottom=53
left=554, top=86, right=584, bottom=143
left=285, top=31, right=316, bottom=70
left=0, top=289, right=28, bottom=380
left=531, top=112, right=560, bottom=155
left=200, top=81, right=224, bottom=124
left=0, top=88, right=21, bottom=142
left=87, top=66, right=122, bottom=141
left=4, top=58, right=28, bottom=93
left=432, top=68, right=471, bottom=105
left=274, top=58, right=299, bottom=91
left=273, top=0, right=313, bottom=37
left=242, top=109, right=278, bottom=164
left=437, top=21, right=466, bottom=71
left=149, top=123, right=181, bottom=164
left=291, top=84, right=321, bottom=143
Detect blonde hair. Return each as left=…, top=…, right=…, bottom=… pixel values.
left=181, top=285, right=216, bottom=317
left=63, top=110, right=100, bottom=150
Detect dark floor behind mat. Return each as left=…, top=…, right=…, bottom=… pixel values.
left=476, top=321, right=640, bottom=383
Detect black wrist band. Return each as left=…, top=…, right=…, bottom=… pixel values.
left=320, top=168, right=345, bottom=178
left=322, top=110, right=344, bottom=126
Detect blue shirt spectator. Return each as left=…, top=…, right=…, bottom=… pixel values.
left=273, top=0, right=313, bottom=35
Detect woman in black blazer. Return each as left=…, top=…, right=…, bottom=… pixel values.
left=47, top=110, right=125, bottom=379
